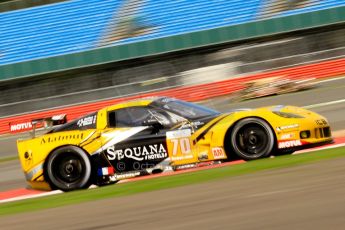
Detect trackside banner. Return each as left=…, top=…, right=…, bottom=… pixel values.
left=9, top=120, right=33, bottom=133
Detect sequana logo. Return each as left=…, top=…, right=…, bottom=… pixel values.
left=107, top=144, right=167, bottom=161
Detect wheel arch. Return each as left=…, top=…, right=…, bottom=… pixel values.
left=43, top=144, right=93, bottom=190
left=223, top=116, right=278, bottom=160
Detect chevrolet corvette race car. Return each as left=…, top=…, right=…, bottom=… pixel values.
left=17, top=97, right=332, bottom=191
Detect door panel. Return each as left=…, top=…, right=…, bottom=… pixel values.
left=100, top=127, right=169, bottom=173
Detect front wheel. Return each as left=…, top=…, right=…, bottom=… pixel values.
left=230, top=118, right=275, bottom=160
left=45, top=146, right=92, bottom=191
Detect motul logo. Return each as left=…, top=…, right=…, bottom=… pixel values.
left=10, top=122, right=32, bottom=132
left=278, top=140, right=302, bottom=149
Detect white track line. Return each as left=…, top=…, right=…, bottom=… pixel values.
left=317, top=75, right=345, bottom=84
left=0, top=185, right=100, bottom=204
left=294, top=143, right=345, bottom=154
left=304, top=99, right=345, bottom=109
left=0, top=190, right=62, bottom=204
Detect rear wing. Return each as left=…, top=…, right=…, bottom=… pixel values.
left=9, top=114, right=67, bottom=137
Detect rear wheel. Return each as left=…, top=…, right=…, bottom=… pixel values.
left=45, top=146, right=92, bottom=191
left=230, top=118, right=275, bottom=160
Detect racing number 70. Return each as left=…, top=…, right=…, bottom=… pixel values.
left=170, top=137, right=191, bottom=155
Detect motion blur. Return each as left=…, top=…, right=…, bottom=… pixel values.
left=1, top=1, right=345, bottom=229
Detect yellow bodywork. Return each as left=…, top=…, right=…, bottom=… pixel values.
left=17, top=98, right=332, bottom=190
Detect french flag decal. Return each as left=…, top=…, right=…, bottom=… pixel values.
left=97, top=167, right=115, bottom=176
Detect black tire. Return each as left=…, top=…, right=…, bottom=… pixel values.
left=45, top=146, right=92, bottom=191
left=230, top=118, right=275, bottom=160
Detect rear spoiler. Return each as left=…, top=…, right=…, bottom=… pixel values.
left=31, top=114, right=67, bottom=137
left=9, top=114, right=67, bottom=137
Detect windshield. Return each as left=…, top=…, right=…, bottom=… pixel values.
left=154, top=98, right=220, bottom=120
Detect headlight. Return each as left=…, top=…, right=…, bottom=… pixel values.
left=272, top=111, right=304, bottom=118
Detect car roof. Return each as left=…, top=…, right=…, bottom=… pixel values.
left=101, top=97, right=164, bottom=112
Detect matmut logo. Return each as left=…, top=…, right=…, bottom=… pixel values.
left=278, top=140, right=302, bottom=149
left=10, top=121, right=33, bottom=132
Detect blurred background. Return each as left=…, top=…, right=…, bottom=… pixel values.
left=1, top=0, right=345, bottom=134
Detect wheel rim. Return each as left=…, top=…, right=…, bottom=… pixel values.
left=52, top=153, right=86, bottom=185
left=235, top=124, right=269, bottom=157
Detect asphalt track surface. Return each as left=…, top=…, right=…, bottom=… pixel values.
left=1, top=157, right=345, bottom=229
left=0, top=76, right=345, bottom=227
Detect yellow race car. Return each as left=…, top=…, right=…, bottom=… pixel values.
left=17, top=97, right=332, bottom=191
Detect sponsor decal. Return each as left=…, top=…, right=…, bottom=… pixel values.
left=24, top=151, right=32, bottom=160
left=166, top=129, right=191, bottom=139
left=315, top=119, right=328, bottom=126
left=51, top=114, right=66, bottom=121
left=97, top=167, right=115, bottom=176
left=10, top=121, right=32, bottom=132
left=9, top=114, right=67, bottom=133
left=276, top=124, right=299, bottom=131
left=40, top=133, right=84, bottom=144
left=170, top=155, right=194, bottom=161
left=114, top=172, right=141, bottom=180
left=77, top=115, right=96, bottom=127
left=175, top=164, right=196, bottom=170
left=107, top=144, right=168, bottom=161
left=280, top=133, right=295, bottom=140
left=212, top=147, right=226, bottom=159
left=23, top=150, right=33, bottom=167
left=278, top=140, right=302, bottom=149
left=164, top=165, right=174, bottom=171
left=175, top=161, right=218, bottom=171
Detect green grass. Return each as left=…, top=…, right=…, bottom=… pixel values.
left=0, top=156, right=18, bottom=163
left=1, top=147, right=345, bottom=216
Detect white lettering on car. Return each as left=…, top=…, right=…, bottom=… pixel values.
left=278, top=140, right=302, bottom=149
left=276, top=124, right=299, bottom=131
left=280, top=133, right=295, bottom=140
left=166, top=129, right=191, bottom=139
left=107, top=144, right=167, bottom=161
left=77, top=115, right=96, bottom=127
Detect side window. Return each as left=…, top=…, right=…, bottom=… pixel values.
left=118, top=107, right=149, bottom=127
left=108, top=107, right=172, bottom=128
